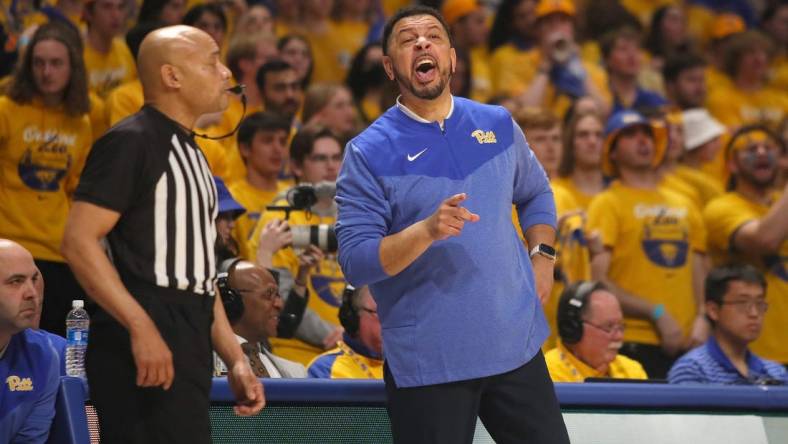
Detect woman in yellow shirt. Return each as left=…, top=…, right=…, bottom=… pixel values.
left=0, top=22, right=92, bottom=336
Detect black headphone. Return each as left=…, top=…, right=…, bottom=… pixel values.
left=218, top=272, right=244, bottom=324
left=217, top=265, right=281, bottom=325
left=338, top=285, right=359, bottom=337
left=557, top=281, right=602, bottom=344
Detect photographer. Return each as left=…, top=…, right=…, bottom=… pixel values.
left=248, top=124, right=346, bottom=366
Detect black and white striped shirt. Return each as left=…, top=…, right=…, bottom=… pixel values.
left=75, top=105, right=218, bottom=295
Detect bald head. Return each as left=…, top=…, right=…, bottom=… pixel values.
left=0, top=239, right=39, bottom=337
left=137, top=25, right=231, bottom=119
left=138, top=25, right=211, bottom=96
left=229, top=261, right=275, bottom=292
left=0, top=239, right=34, bottom=265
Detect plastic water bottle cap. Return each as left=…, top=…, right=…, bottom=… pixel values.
left=72, top=300, right=84, bottom=309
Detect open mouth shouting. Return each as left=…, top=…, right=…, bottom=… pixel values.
left=414, top=56, right=437, bottom=84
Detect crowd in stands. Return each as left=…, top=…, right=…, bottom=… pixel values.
left=2, top=0, right=788, bottom=439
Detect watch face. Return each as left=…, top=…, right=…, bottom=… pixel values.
left=540, top=244, right=556, bottom=256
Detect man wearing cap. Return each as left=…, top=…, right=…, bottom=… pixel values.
left=336, top=5, right=569, bottom=443
left=587, top=110, right=709, bottom=378
left=441, top=0, right=492, bottom=103
left=490, top=0, right=611, bottom=118
left=703, top=125, right=788, bottom=365
left=82, top=0, right=137, bottom=98
left=674, top=108, right=726, bottom=205
left=215, top=176, right=247, bottom=265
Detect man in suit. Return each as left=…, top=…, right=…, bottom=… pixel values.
left=217, top=260, right=306, bottom=378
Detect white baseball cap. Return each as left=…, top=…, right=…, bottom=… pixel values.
left=682, top=108, right=726, bottom=151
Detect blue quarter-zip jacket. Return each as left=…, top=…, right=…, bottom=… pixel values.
left=336, top=97, right=555, bottom=387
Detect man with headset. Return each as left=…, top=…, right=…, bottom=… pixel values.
left=545, top=281, right=648, bottom=382
left=216, top=261, right=307, bottom=378
left=306, top=285, right=383, bottom=379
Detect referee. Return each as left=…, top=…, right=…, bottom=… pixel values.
left=61, top=26, right=263, bottom=443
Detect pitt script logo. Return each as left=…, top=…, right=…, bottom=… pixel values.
left=6, top=375, right=34, bottom=392
left=471, top=129, right=497, bottom=144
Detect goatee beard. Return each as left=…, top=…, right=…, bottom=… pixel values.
left=393, top=61, right=452, bottom=100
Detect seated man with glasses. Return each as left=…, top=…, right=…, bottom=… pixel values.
left=545, top=281, right=648, bottom=382
left=669, top=264, right=787, bottom=385
left=307, top=285, right=383, bottom=379
left=215, top=261, right=307, bottom=378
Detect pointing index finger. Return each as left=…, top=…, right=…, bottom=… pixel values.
left=444, top=193, right=467, bottom=206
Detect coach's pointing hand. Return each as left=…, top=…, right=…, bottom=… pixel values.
left=424, top=193, right=480, bottom=241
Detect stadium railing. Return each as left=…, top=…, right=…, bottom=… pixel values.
left=49, top=377, right=788, bottom=443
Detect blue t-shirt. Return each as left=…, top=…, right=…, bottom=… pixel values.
left=336, top=96, right=555, bottom=387
left=668, top=336, right=788, bottom=385
left=0, top=329, right=61, bottom=443
left=612, top=88, right=667, bottom=114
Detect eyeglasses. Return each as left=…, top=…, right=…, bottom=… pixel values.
left=307, top=153, right=343, bottom=164
left=238, top=286, right=281, bottom=302
left=583, top=320, right=625, bottom=335
left=720, top=299, right=769, bottom=315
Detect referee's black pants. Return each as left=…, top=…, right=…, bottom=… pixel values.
left=86, top=283, right=214, bottom=444
left=384, top=350, right=570, bottom=444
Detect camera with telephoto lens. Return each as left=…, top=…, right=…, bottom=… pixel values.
left=266, top=181, right=338, bottom=253
left=291, top=224, right=337, bottom=253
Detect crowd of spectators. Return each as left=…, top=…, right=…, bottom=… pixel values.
left=2, top=0, right=788, bottom=438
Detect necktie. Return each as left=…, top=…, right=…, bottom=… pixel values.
left=241, top=342, right=270, bottom=377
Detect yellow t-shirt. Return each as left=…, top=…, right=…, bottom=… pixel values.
left=304, top=20, right=366, bottom=84
left=306, top=341, right=384, bottom=379
left=105, top=79, right=143, bottom=126
left=228, top=179, right=289, bottom=261
left=587, top=181, right=706, bottom=345
left=706, top=82, right=788, bottom=130
left=703, top=192, right=788, bottom=363
left=205, top=96, right=264, bottom=186
left=545, top=340, right=648, bottom=382
left=513, top=183, right=588, bottom=349
left=673, top=164, right=724, bottom=208
left=660, top=172, right=703, bottom=211
left=490, top=45, right=611, bottom=117
left=769, top=54, right=788, bottom=92
left=0, top=96, right=92, bottom=261
left=469, top=46, right=492, bottom=104
left=551, top=176, right=601, bottom=211
left=619, top=0, right=674, bottom=27
left=251, top=201, right=346, bottom=365
left=548, top=183, right=590, bottom=349
left=88, top=92, right=108, bottom=142
left=196, top=137, right=227, bottom=180
left=83, top=37, right=137, bottom=98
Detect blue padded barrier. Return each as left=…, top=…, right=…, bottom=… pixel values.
left=48, top=377, right=91, bottom=444
left=51, top=377, right=788, bottom=444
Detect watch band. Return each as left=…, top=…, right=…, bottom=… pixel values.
left=529, top=243, right=556, bottom=261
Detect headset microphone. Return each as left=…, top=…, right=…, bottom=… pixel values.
left=226, top=84, right=245, bottom=95
left=191, top=84, right=247, bottom=140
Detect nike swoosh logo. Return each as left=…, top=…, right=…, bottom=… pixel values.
left=407, top=148, right=429, bottom=162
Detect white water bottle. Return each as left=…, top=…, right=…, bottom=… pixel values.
left=65, top=300, right=89, bottom=378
